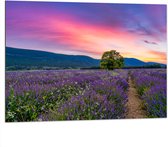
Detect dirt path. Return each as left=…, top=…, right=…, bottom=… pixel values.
left=126, top=76, right=146, bottom=119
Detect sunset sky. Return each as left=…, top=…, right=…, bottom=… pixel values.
left=6, top=1, right=167, bottom=63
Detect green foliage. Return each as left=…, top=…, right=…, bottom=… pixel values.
left=5, top=85, right=85, bottom=122
left=100, top=50, right=124, bottom=70
left=6, top=89, right=39, bottom=122
left=136, top=83, right=150, bottom=96
left=6, top=89, right=56, bottom=122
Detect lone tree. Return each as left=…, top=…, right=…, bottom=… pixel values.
left=100, top=50, right=124, bottom=70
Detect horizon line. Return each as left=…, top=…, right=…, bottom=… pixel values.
left=6, top=46, right=166, bottom=65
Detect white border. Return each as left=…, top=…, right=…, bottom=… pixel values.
left=0, top=0, right=168, bottom=147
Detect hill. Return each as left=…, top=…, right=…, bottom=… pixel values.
left=6, top=47, right=166, bottom=70
left=124, top=58, right=165, bottom=67
left=6, top=47, right=100, bottom=69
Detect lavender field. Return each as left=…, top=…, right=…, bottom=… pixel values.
left=5, top=69, right=166, bottom=122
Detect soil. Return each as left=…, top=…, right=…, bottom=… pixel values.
left=126, top=76, right=147, bottom=119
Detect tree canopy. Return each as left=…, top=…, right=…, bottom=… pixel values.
left=100, top=50, right=124, bottom=70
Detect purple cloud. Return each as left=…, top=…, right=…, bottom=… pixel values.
left=143, top=40, right=158, bottom=45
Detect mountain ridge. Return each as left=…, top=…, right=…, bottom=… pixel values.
left=6, top=47, right=166, bottom=70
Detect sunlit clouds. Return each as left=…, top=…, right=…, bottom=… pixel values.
left=6, top=2, right=167, bottom=63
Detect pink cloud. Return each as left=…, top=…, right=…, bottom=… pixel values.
left=6, top=4, right=167, bottom=64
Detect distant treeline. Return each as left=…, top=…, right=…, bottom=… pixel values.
left=123, top=64, right=166, bottom=69
left=81, top=64, right=166, bottom=70
left=6, top=66, right=82, bottom=71
left=6, top=64, right=166, bottom=71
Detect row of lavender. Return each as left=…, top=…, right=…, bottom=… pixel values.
left=6, top=70, right=128, bottom=121
left=130, top=69, right=166, bottom=118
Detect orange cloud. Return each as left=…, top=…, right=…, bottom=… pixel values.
left=143, top=50, right=166, bottom=63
